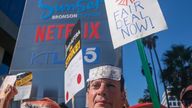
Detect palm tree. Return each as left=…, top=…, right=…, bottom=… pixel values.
left=138, top=89, right=152, bottom=103
left=142, top=34, right=170, bottom=108
left=142, top=34, right=160, bottom=101
left=141, top=63, right=153, bottom=76
left=140, top=64, right=153, bottom=103
left=162, top=45, right=192, bottom=99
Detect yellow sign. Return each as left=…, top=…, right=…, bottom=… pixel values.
left=16, top=72, right=32, bottom=86
left=65, top=40, right=80, bottom=67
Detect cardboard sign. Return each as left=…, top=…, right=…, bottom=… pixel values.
left=0, top=72, right=32, bottom=101
left=65, top=20, right=85, bottom=103
left=14, top=72, right=32, bottom=101
left=104, top=0, right=167, bottom=48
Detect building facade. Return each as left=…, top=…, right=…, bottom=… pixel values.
left=161, top=87, right=181, bottom=108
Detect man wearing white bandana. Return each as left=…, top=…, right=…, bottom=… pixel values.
left=86, top=65, right=127, bottom=108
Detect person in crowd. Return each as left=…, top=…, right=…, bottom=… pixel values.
left=21, top=97, right=61, bottom=108
left=86, top=65, right=128, bottom=108
left=180, top=84, right=192, bottom=108
left=0, top=84, right=18, bottom=108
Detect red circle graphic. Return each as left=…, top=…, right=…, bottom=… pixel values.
left=77, top=74, right=82, bottom=84
left=66, top=92, right=69, bottom=101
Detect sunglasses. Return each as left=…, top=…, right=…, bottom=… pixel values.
left=182, top=98, right=192, bottom=107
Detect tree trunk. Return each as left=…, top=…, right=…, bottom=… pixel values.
left=149, top=49, right=160, bottom=102
left=154, top=48, right=170, bottom=108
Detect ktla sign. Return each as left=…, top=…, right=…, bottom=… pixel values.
left=31, top=47, right=100, bottom=65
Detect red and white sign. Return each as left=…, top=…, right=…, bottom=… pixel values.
left=65, top=50, right=84, bottom=103
left=64, top=20, right=85, bottom=103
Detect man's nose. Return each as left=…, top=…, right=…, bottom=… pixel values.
left=97, top=84, right=107, bottom=96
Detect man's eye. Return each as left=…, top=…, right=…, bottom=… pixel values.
left=91, top=83, right=100, bottom=89
left=106, top=83, right=115, bottom=88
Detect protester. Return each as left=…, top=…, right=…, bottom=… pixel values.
left=86, top=65, right=127, bottom=108
left=180, top=85, right=192, bottom=108
left=0, top=85, right=18, bottom=108
left=21, top=97, right=61, bottom=108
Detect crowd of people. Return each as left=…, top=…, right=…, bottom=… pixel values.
left=0, top=65, right=192, bottom=108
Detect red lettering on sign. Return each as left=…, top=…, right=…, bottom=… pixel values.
left=65, top=24, right=75, bottom=39
left=90, top=22, right=100, bottom=39
left=116, top=0, right=135, bottom=6
left=57, top=25, right=65, bottom=40
left=83, top=22, right=88, bottom=39
left=46, top=25, right=55, bottom=41
left=35, top=26, right=46, bottom=42
left=35, top=22, right=101, bottom=43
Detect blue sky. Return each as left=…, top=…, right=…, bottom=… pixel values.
left=123, top=0, right=192, bottom=105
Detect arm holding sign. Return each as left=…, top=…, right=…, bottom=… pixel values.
left=0, top=85, right=18, bottom=108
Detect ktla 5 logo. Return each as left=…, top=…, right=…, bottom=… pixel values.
left=31, top=47, right=100, bottom=65
left=83, top=47, right=100, bottom=64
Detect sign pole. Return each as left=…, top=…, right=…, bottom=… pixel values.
left=136, top=39, right=160, bottom=108
left=72, top=96, right=75, bottom=108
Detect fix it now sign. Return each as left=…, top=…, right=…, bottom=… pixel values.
left=104, top=0, right=167, bottom=49
left=64, top=20, right=85, bottom=104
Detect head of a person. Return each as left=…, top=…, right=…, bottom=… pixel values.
left=21, top=97, right=60, bottom=108
left=180, top=85, right=192, bottom=108
left=86, top=65, right=125, bottom=108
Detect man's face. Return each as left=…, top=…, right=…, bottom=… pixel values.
left=181, top=92, right=192, bottom=108
left=87, top=78, right=124, bottom=108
